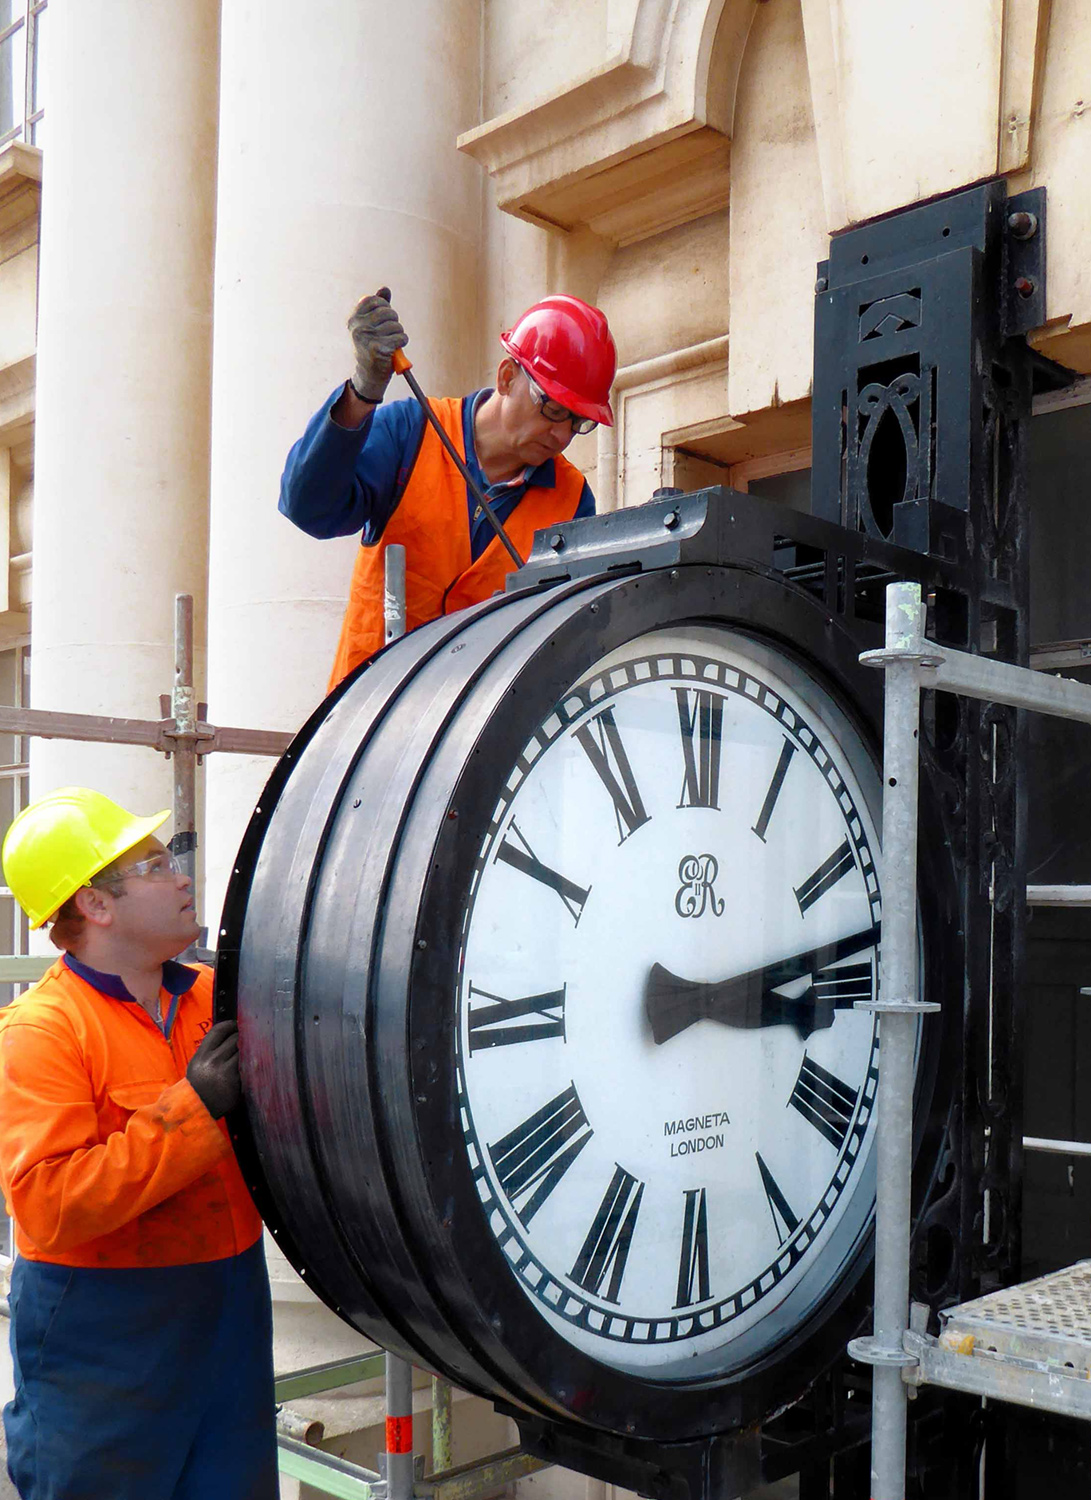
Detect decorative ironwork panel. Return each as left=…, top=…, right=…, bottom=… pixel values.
left=813, top=181, right=1042, bottom=571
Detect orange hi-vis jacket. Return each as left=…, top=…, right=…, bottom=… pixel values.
left=0, top=957, right=261, bottom=1268
left=327, top=396, right=587, bottom=691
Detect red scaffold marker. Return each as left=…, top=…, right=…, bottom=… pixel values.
left=386, top=1415, right=413, bottom=1454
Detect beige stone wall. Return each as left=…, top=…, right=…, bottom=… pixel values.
left=484, top=0, right=609, bottom=117
left=0, top=247, right=35, bottom=372
left=1016, top=0, right=1091, bottom=368
left=468, top=0, right=1091, bottom=514
left=727, top=0, right=825, bottom=417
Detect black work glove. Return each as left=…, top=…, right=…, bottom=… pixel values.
left=348, top=286, right=408, bottom=403
left=186, top=1020, right=241, bottom=1120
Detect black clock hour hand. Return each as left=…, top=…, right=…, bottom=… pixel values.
left=645, top=923, right=881, bottom=1045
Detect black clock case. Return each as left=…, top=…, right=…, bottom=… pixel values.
left=216, top=546, right=959, bottom=1448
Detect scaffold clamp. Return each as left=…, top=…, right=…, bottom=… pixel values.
left=847, top=1335, right=919, bottom=1369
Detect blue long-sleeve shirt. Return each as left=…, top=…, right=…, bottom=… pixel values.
left=280, top=386, right=595, bottom=560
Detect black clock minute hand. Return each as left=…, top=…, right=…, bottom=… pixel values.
left=645, top=923, right=881, bottom=1046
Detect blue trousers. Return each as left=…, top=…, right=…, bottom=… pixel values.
left=4, top=1240, right=277, bottom=1500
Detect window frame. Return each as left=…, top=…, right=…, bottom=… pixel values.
left=0, top=0, right=45, bottom=151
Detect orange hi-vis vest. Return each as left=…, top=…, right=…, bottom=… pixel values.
left=328, top=397, right=587, bottom=691
left=0, top=959, right=262, bottom=1268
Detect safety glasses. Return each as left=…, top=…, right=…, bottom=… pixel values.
left=90, top=851, right=184, bottom=889
left=519, top=366, right=598, bottom=436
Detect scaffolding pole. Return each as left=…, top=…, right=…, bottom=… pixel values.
left=431, top=1376, right=452, bottom=1473
left=848, top=584, right=940, bottom=1500
left=0, top=590, right=291, bottom=965
left=853, top=580, right=1091, bottom=1497
left=385, top=1353, right=415, bottom=1500
left=170, top=593, right=198, bottom=889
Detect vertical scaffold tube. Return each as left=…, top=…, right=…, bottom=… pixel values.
left=385, top=544, right=407, bottom=645
left=172, top=593, right=199, bottom=960
left=385, top=1352, right=414, bottom=1500
left=431, top=1376, right=452, bottom=1472
left=869, top=582, right=926, bottom=1500
left=171, top=594, right=197, bottom=883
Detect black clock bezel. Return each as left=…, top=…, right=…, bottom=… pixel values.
left=387, top=563, right=957, bottom=1438
left=219, top=558, right=959, bottom=1444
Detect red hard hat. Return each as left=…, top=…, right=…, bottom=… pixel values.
left=500, top=295, right=616, bottom=427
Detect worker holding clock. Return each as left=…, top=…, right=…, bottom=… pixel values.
left=279, top=289, right=617, bottom=692
left=0, top=788, right=276, bottom=1500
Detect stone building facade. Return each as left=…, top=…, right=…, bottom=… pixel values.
left=0, top=0, right=1090, bottom=1491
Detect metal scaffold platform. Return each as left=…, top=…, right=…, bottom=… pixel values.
left=905, top=1262, right=1091, bottom=1422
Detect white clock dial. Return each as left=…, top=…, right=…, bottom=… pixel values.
left=456, top=626, right=896, bottom=1379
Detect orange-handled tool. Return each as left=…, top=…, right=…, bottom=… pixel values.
left=391, top=348, right=523, bottom=569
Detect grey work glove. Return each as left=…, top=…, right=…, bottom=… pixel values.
left=348, top=286, right=408, bottom=403
left=186, top=1019, right=241, bottom=1120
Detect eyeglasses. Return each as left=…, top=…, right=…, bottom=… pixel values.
left=90, top=851, right=184, bottom=889
left=520, top=366, right=598, bottom=436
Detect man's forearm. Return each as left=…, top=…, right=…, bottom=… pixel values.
left=331, top=379, right=377, bottom=430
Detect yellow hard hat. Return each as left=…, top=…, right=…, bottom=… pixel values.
left=2, top=787, right=170, bottom=929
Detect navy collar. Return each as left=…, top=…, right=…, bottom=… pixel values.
left=463, top=390, right=558, bottom=491
left=63, top=954, right=198, bottom=1038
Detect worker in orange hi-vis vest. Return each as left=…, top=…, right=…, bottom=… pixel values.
left=280, top=289, right=617, bottom=692
left=0, top=788, right=276, bottom=1500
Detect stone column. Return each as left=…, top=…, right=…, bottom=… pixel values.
left=30, top=1, right=219, bottom=820
left=204, top=0, right=482, bottom=928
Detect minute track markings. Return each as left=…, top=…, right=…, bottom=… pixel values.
left=459, top=647, right=884, bottom=1346
left=464, top=1035, right=880, bottom=1339
left=476, top=654, right=878, bottom=934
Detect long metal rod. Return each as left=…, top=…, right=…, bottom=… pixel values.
left=274, top=1351, right=387, bottom=1402
left=171, top=595, right=199, bottom=957
left=431, top=1376, right=452, bottom=1473
left=385, top=544, right=407, bottom=644
left=278, top=1433, right=380, bottom=1499
left=1026, top=885, right=1091, bottom=906
left=1024, top=1135, right=1091, bottom=1157
left=867, top=583, right=928, bottom=1500
left=393, top=357, right=523, bottom=568
left=0, top=702, right=290, bottom=757
left=276, top=1435, right=549, bottom=1500
left=874, top=634, right=1091, bottom=725
left=384, top=1352, right=415, bottom=1500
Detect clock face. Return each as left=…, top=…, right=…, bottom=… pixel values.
left=455, top=625, right=898, bottom=1381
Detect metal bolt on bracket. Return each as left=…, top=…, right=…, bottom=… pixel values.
left=1007, top=210, right=1038, bottom=240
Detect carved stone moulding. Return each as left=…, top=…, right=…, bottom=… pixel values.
left=458, top=0, right=755, bottom=245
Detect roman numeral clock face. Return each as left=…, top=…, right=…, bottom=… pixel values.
left=455, top=626, right=895, bottom=1380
